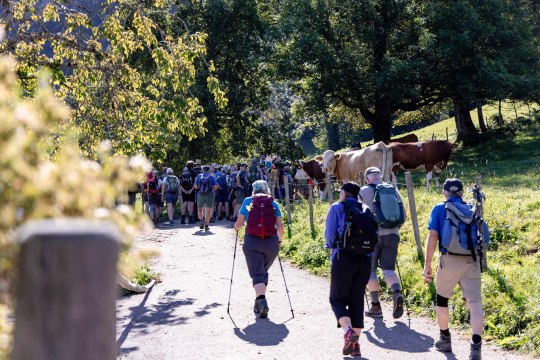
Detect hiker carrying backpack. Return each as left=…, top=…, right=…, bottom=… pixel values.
left=369, top=183, right=405, bottom=228
left=198, top=175, right=212, bottom=194
left=181, top=169, right=193, bottom=190
left=165, top=175, right=179, bottom=194
left=246, top=194, right=277, bottom=238
left=338, top=200, right=378, bottom=256
left=248, top=164, right=261, bottom=184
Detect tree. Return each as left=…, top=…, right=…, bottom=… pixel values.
left=0, top=0, right=226, bottom=160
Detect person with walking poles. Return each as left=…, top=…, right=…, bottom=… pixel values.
left=195, top=165, right=217, bottom=231
left=162, top=168, right=180, bottom=226
left=325, top=182, right=378, bottom=358
left=234, top=180, right=284, bottom=318
left=423, top=178, right=489, bottom=360
left=359, top=167, right=407, bottom=319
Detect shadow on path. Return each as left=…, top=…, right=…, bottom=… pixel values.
left=233, top=318, right=289, bottom=346
left=364, top=318, right=435, bottom=354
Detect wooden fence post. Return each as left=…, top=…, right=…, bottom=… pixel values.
left=325, top=174, right=333, bottom=203
left=308, top=183, right=315, bottom=237
left=12, top=219, right=120, bottom=360
left=284, top=175, right=292, bottom=225
left=404, top=172, right=424, bottom=263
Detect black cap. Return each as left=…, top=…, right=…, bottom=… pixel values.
left=443, top=179, right=463, bottom=193
left=340, top=182, right=361, bottom=198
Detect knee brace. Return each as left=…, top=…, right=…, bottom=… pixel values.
left=436, top=294, right=449, bottom=308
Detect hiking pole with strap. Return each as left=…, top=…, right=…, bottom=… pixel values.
left=395, top=259, right=411, bottom=322
left=227, top=231, right=239, bottom=314
left=277, top=253, right=295, bottom=318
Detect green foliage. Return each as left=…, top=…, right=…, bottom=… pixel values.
left=282, top=114, right=540, bottom=355
left=132, top=264, right=158, bottom=286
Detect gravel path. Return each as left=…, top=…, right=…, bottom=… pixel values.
left=116, top=221, right=528, bottom=360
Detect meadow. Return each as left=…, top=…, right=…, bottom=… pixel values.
left=281, top=111, right=540, bottom=354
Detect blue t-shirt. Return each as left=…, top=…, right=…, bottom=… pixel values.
left=239, top=196, right=282, bottom=221
left=195, top=173, right=217, bottom=193
left=427, top=196, right=466, bottom=252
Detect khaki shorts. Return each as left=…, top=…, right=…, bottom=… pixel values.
left=436, top=253, right=481, bottom=302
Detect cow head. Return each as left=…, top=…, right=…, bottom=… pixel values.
left=318, top=150, right=341, bottom=175
left=294, top=168, right=310, bottom=181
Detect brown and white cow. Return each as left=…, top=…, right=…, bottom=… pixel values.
left=294, top=159, right=328, bottom=200
left=386, top=133, right=419, bottom=144
left=317, top=142, right=393, bottom=184
left=389, top=140, right=453, bottom=189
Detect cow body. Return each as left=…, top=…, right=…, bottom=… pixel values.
left=387, top=133, right=419, bottom=144
left=389, top=140, right=453, bottom=188
left=318, top=142, right=393, bottom=183
left=295, top=159, right=327, bottom=200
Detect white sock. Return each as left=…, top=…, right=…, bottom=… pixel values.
left=343, top=325, right=352, bottom=334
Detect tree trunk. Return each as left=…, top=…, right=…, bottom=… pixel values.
left=325, top=119, right=341, bottom=150
left=454, top=100, right=478, bottom=145
left=372, top=113, right=392, bottom=143
left=476, top=101, right=487, bottom=132
left=497, top=99, right=504, bottom=126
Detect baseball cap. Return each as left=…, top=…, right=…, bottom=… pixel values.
left=203, top=165, right=210, bottom=171
left=340, top=182, right=360, bottom=197
left=443, top=179, right=464, bottom=193
left=364, top=167, right=381, bottom=178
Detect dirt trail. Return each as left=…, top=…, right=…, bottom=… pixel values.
left=116, top=221, right=528, bottom=360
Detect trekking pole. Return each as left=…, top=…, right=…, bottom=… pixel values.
left=277, top=253, right=295, bottom=318
left=227, top=231, right=239, bottom=314
left=395, top=259, right=411, bottom=321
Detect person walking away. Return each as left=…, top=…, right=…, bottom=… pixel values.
left=247, top=158, right=263, bottom=193
left=234, top=180, right=284, bottom=318
left=360, top=167, right=407, bottom=319
left=424, top=179, right=488, bottom=360
left=216, top=168, right=230, bottom=220
left=180, top=166, right=196, bottom=224
left=147, top=170, right=161, bottom=226
left=325, top=183, right=378, bottom=357
left=195, top=165, right=217, bottom=231
left=162, top=168, right=180, bottom=226
left=142, top=172, right=151, bottom=215
left=233, top=164, right=249, bottom=220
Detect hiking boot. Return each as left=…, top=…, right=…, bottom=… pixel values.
left=199, top=222, right=204, bottom=230
left=180, top=216, right=185, bottom=225
left=342, top=328, right=360, bottom=356
left=469, top=341, right=482, bottom=360
left=351, top=342, right=361, bottom=358
left=393, top=290, right=404, bottom=319
left=189, top=217, right=195, bottom=224
left=365, top=303, right=383, bottom=318
left=169, top=220, right=174, bottom=226
left=253, top=298, right=260, bottom=315
left=257, top=298, right=269, bottom=318
left=435, top=333, right=452, bottom=353
left=205, top=224, right=209, bottom=231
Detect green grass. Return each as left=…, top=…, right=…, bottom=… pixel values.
left=281, top=114, right=540, bottom=355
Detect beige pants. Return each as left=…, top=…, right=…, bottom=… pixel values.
left=436, top=253, right=481, bottom=302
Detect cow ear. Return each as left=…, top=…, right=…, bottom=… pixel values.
left=299, top=161, right=305, bottom=168
left=314, top=155, right=323, bottom=162
left=335, top=153, right=341, bottom=160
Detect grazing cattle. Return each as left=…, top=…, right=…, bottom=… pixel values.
left=389, top=140, right=453, bottom=189
left=295, top=159, right=328, bottom=200
left=317, top=142, right=393, bottom=184
left=387, top=133, right=419, bottom=144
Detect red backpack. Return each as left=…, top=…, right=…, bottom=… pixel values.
left=246, top=194, right=277, bottom=238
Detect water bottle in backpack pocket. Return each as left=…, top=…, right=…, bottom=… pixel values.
left=441, top=201, right=490, bottom=259
left=339, top=200, right=379, bottom=256
left=371, top=183, right=405, bottom=228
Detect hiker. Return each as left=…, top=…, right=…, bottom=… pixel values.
left=360, top=167, right=407, bottom=319
left=325, top=182, right=377, bottom=357
left=142, top=172, right=151, bottom=215
left=180, top=165, right=196, bottom=224
left=216, top=166, right=230, bottom=220
left=147, top=169, right=162, bottom=226
left=424, top=178, right=486, bottom=360
left=233, top=164, right=249, bottom=220
left=234, top=180, right=284, bottom=318
left=192, top=160, right=203, bottom=221
left=247, top=158, right=263, bottom=193
left=161, top=168, right=180, bottom=226
left=195, top=165, right=217, bottom=231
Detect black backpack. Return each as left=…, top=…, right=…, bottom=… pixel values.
left=339, top=200, right=378, bottom=256
left=181, top=170, right=193, bottom=190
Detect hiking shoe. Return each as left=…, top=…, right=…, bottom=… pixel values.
left=257, top=298, right=269, bottom=318
left=435, top=333, right=452, bottom=353
left=180, top=217, right=185, bottom=225
left=253, top=298, right=260, bottom=315
left=205, top=224, right=209, bottom=231
left=199, top=222, right=204, bottom=230
left=218, top=216, right=223, bottom=220
left=351, top=342, right=361, bottom=358
left=469, top=341, right=482, bottom=360
left=169, top=220, right=174, bottom=226
left=189, top=217, right=195, bottom=224
left=365, top=303, right=383, bottom=318
left=342, top=328, right=360, bottom=356
left=393, top=290, right=404, bottom=319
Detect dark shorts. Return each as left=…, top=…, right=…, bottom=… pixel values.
left=165, top=192, right=179, bottom=205
left=149, top=193, right=161, bottom=205
left=371, top=234, right=400, bottom=271
left=216, top=189, right=229, bottom=203
left=242, top=234, right=280, bottom=286
left=330, top=250, right=371, bottom=328
left=181, top=190, right=195, bottom=202
left=235, top=189, right=246, bottom=204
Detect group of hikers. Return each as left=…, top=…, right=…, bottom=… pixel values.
left=138, top=156, right=297, bottom=230
left=232, top=165, right=488, bottom=359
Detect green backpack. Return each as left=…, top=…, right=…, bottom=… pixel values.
left=370, top=183, right=405, bottom=228
left=166, top=176, right=179, bottom=194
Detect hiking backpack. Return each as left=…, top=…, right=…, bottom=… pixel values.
left=246, top=194, right=277, bottom=238
left=217, top=174, right=228, bottom=190
left=340, top=200, right=378, bottom=256
left=165, top=176, right=179, bottom=194
left=248, top=165, right=261, bottom=184
left=238, top=171, right=249, bottom=192
left=147, top=178, right=159, bottom=194
left=370, top=183, right=405, bottom=228
left=198, top=175, right=212, bottom=194
left=180, top=170, right=193, bottom=190
left=441, top=201, right=490, bottom=260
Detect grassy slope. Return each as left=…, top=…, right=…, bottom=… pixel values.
left=281, top=111, right=540, bottom=355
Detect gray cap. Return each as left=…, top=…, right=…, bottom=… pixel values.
left=364, top=167, right=381, bottom=178
left=443, top=179, right=463, bottom=193
left=166, top=168, right=174, bottom=175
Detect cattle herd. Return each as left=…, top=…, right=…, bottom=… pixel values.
left=294, top=134, right=454, bottom=199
